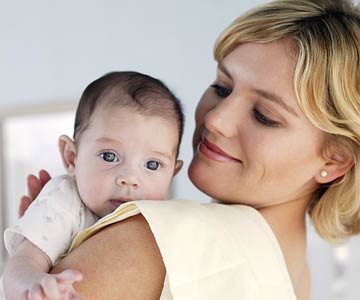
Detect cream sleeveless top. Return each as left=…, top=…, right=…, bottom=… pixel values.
left=68, top=199, right=297, bottom=300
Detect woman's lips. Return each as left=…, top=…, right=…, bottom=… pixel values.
left=199, top=138, right=241, bottom=163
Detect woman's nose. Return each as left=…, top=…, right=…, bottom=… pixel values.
left=115, top=174, right=140, bottom=189
left=204, top=98, right=238, bottom=138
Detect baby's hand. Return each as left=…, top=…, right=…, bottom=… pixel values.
left=18, top=269, right=84, bottom=300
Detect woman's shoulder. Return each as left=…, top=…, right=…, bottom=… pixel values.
left=68, top=199, right=296, bottom=299
left=134, top=200, right=297, bottom=299
left=52, top=213, right=166, bottom=300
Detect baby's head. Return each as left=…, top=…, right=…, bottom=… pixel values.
left=59, top=71, right=184, bottom=217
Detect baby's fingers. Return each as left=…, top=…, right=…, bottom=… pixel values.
left=29, top=284, right=46, bottom=300
left=18, top=289, right=30, bottom=300
left=18, top=285, right=45, bottom=300
left=40, top=275, right=61, bottom=299
left=67, top=290, right=87, bottom=300
left=55, top=269, right=83, bottom=284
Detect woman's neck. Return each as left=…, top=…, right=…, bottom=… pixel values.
left=259, top=198, right=310, bottom=298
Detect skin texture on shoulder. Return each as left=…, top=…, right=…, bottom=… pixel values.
left=51, top=214, right=165, bottom=300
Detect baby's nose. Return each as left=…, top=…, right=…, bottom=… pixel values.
left=115, top=174, right=140, bottom=189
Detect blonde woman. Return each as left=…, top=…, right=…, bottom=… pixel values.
left=18, top=0, right=360, bottom=299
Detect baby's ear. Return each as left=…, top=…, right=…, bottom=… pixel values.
left=58, top=135, right=77, bottom=176
left=173, top=160, right=183, bottom=177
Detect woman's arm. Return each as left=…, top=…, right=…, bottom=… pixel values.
left=51, top=214, right=166, bottom=300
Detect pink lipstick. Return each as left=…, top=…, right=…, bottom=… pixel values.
left=199, top=138, right=241, bottom=163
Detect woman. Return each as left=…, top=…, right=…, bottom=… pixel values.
left=19, top=0, right=360, bottom=299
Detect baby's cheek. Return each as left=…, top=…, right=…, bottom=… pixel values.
left=142, top=174, right=174, bottom=200
left=143, top=185, right=170, bottom=200
left=77, top=177, right=105, bottom=203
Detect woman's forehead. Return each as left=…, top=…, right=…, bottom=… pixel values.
left=219, top=41, right=298, bottom=106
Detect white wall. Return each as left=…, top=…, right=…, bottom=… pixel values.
left=0, top=0, right=268, bottom=203
left=1, top=1, right=359, bottom=299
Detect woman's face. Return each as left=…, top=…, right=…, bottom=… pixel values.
left=188, top=40, right=326, bottom=208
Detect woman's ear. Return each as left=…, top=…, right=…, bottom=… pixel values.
left=315, top=149, right=354, bottom=184
left=58, top=135, right=77, bottom=176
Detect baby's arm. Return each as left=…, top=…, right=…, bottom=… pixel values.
left=3, top=238, right=83, bottom=300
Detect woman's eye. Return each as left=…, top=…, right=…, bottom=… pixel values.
left=100, top=151, right=119, bottom=163
left=145, top=160, right=161, bottom=171
left=253, top=108, right=280, bottom=128
left=210, top=84, right=232, bottom=97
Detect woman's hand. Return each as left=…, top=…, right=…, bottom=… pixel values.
left=19, top=170, right=51, bottom=217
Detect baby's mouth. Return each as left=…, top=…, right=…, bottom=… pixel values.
left=110, top=198, right=133, bottom=208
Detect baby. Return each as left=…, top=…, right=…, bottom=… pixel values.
left=2, top=71, right=184, bottom=300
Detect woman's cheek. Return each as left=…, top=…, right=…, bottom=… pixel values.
left=193, top=90, right=218, bottom=149
left=195, top=89, right=217, bottom=125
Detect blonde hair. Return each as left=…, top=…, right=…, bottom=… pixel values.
left=215, top=0, right=360, bottom=242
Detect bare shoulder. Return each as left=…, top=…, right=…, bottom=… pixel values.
left=52, top=214, right=166, bottom=300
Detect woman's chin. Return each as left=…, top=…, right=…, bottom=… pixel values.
left=188, top=159, right=207, bottom=192
left=188, top=155, right=204, bottom=185
left=188, top=158, right=224, bottom=200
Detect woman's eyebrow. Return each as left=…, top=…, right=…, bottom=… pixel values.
left=252, top=88, right=299, bottom=117
left=218, top=63, right=232, bottom=78
left=218, top=62, right=298, bottom=117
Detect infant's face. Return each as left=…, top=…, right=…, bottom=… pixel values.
left=73, top=106, right=180, bottom=217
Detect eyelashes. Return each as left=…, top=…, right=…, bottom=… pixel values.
left=99, top=151, right=164, bottom=171
left=252, top=108, right=280, bottom=128
left=144, top=160, right=162, bottom=171
left=210, top=83, right=281, bottom=128
left=100, top=151, right=119, bottom=163
left=210, top=84, right=232, bottom=97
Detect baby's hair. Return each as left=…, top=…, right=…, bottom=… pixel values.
left=73, top=71, right=184, bottom=156
left=215, top=0, right=360, bottom=242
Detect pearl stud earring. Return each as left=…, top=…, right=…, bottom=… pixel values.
left=320, top=170, right=328, bottom=178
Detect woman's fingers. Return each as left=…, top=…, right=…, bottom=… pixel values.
left=18, top=195, right=32, bottom=217
left=28, top=170, right=51, bottom=200
left=19, top=170, right=52, bottom=217
left=17, top=174, right=42, bottom=218
left=27, top=174, right=43, bottom=201
left=38, top=170, right=51, bottom=187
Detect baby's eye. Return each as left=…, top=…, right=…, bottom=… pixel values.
left=100, top=151, right=119, bottom=163
left=145, top=160, right=161, bottom=171
left=211, top=84, right=232, bottom=98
